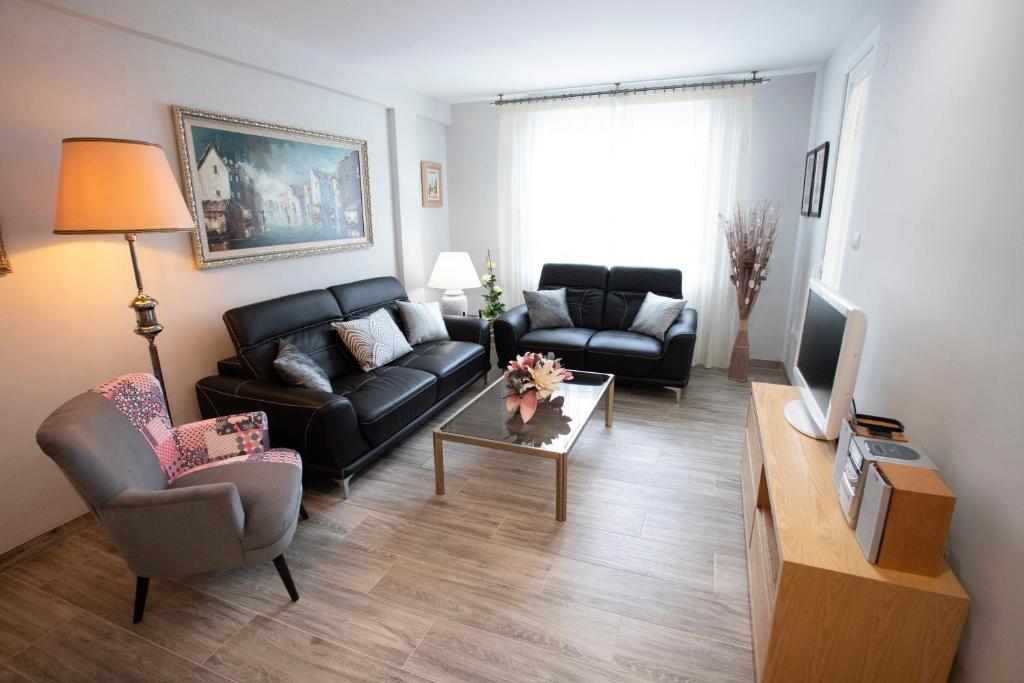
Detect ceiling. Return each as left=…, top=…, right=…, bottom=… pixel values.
left=197, top=0, right=867, bottom=102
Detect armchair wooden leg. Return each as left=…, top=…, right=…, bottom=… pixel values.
left=273, top=555, right=299, bottom=602
left=299, top=503, right=309, bottom=520
left=133, top=576, right=150, bottom=623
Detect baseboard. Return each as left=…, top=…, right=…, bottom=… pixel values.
left=0, top=512, right=96, bottom=572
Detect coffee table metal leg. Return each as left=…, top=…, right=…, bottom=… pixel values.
left=433, top=432, right=445, bottom=495
left=605, top=378, right=615, bottom=427
left=555, top=453, right=567, bottom=522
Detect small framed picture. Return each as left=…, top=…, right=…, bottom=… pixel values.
left=421, top=161, right=443, bottom=208
left=0, top=223, right=11, bottom=275
left=800, top=151, right=815, bottom=217
left=809, top=142, right=830, bottom=218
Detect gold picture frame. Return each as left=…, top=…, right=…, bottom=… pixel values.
left=0, top=224, right=11, bottom=275
left=173, top=106, right=374, bottom=269
left=421, top=161, right=443, bottom=208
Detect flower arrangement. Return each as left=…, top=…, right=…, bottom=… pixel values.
left=480, top=249, right=506, bottom=321
left=721, top=200, right=780, bottom=381
left=503, top=352, right=573, bottom=423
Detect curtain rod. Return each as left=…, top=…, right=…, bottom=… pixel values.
left=491, top=71, right=768, bottom=106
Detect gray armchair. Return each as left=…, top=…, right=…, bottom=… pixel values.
left=36, top=372, right=304, bottom=622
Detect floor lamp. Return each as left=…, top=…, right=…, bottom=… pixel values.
left=53, top=138, right=195, bottom=423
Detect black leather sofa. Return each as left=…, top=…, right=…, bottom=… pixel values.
left=494, top=263, right=698, bottom=388
left=195, top=276, right=489, bottom=494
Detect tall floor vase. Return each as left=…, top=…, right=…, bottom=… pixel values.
left=728, top=318, right=750, bottom=382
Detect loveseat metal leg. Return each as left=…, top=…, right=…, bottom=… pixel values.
left=133, top=576, right=150, bottom=623
left=273, top=555, right=299, bottom=602
left=336, top=476, right=351, bottom=500
left=665, top=386, right=682, bottom=403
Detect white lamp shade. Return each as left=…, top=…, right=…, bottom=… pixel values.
left=428, top=252, right=480, bottom=290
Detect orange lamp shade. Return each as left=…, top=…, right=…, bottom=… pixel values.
left=54, top=138, right=195, bottom=234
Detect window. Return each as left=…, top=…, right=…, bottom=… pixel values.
left=821, top=50, right=874, bottom=289
left=213, top=164, right=218, bottom=175
left=497, top=90, right=752, bottom=367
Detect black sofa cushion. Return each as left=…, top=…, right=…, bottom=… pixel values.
left=538, top=263, right=608, bottom=329
left=389, top=341, right=486, bottom=399
left=329, top=276, right=408, bottom=321
left=586, top=330, right=664, bottom=376
left=518, top=327, right=597, bottom=370
left=223, top=290, right=353, bottom=382
left=602, top=266, right=683, bottom=330
left=331, top=366, right=437, bottom=447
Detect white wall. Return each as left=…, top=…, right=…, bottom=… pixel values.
left=786, top=0, right=1024, bottom=679
left=0, top=0, right=451, bottom=554
left=414, top=115, right=451, bottom=301
left=446, top=74, right=816, bottom=358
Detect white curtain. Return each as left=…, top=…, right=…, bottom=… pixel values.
left=497, top=89, right=751, bottom=368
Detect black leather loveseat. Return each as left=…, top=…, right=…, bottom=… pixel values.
left=195, top=276, right=489, bottom=494
left=494, top=263, right=698, bottom=388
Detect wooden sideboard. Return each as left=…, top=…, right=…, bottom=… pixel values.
left=741, top=383, right=969, bottom=682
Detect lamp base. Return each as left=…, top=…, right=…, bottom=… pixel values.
left=439, top=290, right=468, bottom=316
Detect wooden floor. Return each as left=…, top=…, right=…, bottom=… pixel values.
left=0, top=365, right=787, bottom=683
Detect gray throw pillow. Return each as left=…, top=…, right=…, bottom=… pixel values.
left=523, top=288, right=574, bottom=330
left=332, top=308, right=414, bottom=372
left=273, top=341, right=332, bottom=392
left=628, top=291, right=687, bottom=341
left=397, top=300, right=450, bottom=345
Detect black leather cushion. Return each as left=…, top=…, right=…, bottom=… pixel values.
left=170, top=460, right=302, bottom=552
left=602, top=266, right=683, bottom=330
left=518, top=327, right=597, bottom=370
left=538, top=263, right=608, bottom=329
left=223, top=290, right=352, bottom=382
left=388, top=341, right=486, bottom=399
left=329, top=276, right=409, bottom=320
left=331, top=367, right=437, bottom=446
left=586, top=330, right=664, bottom=376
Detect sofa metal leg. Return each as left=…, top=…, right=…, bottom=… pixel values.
left=335, top=476, right=351, bottom=500
left=273, top=555, right=299, bottom=602
left=665, top=386, right=682, bottom=403
left=133, top=576, right=150, bottom=623
left=299, top=503, right=309, bottom=520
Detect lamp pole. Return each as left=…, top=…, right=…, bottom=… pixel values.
left=125, top=233, right=172, bottom=423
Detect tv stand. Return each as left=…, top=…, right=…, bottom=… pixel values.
left=742, top=383, right=968, bottom=681
left=782, top=398, right=827, bottom=439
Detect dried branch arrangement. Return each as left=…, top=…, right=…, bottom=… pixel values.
left=721, top=200, right=780, bottom=381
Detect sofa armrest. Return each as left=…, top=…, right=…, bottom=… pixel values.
left=494, top=304, right=529, bottom=368
left=444, top=315, right=489, bottom=347
left=100, top=484, right=245, bottom=577
left=195, top=376, right=370, bottom=477
left=655, top=307, right=698, bottom=385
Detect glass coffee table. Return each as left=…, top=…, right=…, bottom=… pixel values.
left=433, top=371, right=614, bottom=521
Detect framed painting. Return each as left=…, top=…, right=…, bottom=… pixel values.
left=421, top=161, right=443, bottom=208
left=0, top=224, right=11, bottom=275
left=809, top=141, right=830, bottom=218
left=173, top=106, right=373, bottom=269
left=800, top=150, right=815, bottom=217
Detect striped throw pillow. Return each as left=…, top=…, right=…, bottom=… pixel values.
left=332, top=308, right=413, bottom=372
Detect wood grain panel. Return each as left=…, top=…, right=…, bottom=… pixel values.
left=8, top=612, right=225, bottom=683
left=204, top=615, right=430, bottom=682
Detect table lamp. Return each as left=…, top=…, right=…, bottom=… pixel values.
left=428, top=251, right=480, bottom=315
left=54, top=138, right=195, bottom=422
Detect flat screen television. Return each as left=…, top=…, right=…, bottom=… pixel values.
left=786, top=279, right=867, bottom=440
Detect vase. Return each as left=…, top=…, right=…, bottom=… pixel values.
left=728, top=319, right=750, bottom=382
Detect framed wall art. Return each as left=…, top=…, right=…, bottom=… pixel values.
left=809, top=141, right=830, bottom=218
left=421, top=161, right=443, bottom=208
left=173, top=106, right=373, bottom=269
left=800, top=150, right=815, bottom=217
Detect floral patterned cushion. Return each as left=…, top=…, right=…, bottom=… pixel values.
left=92, top=373, right=300, bottom=483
